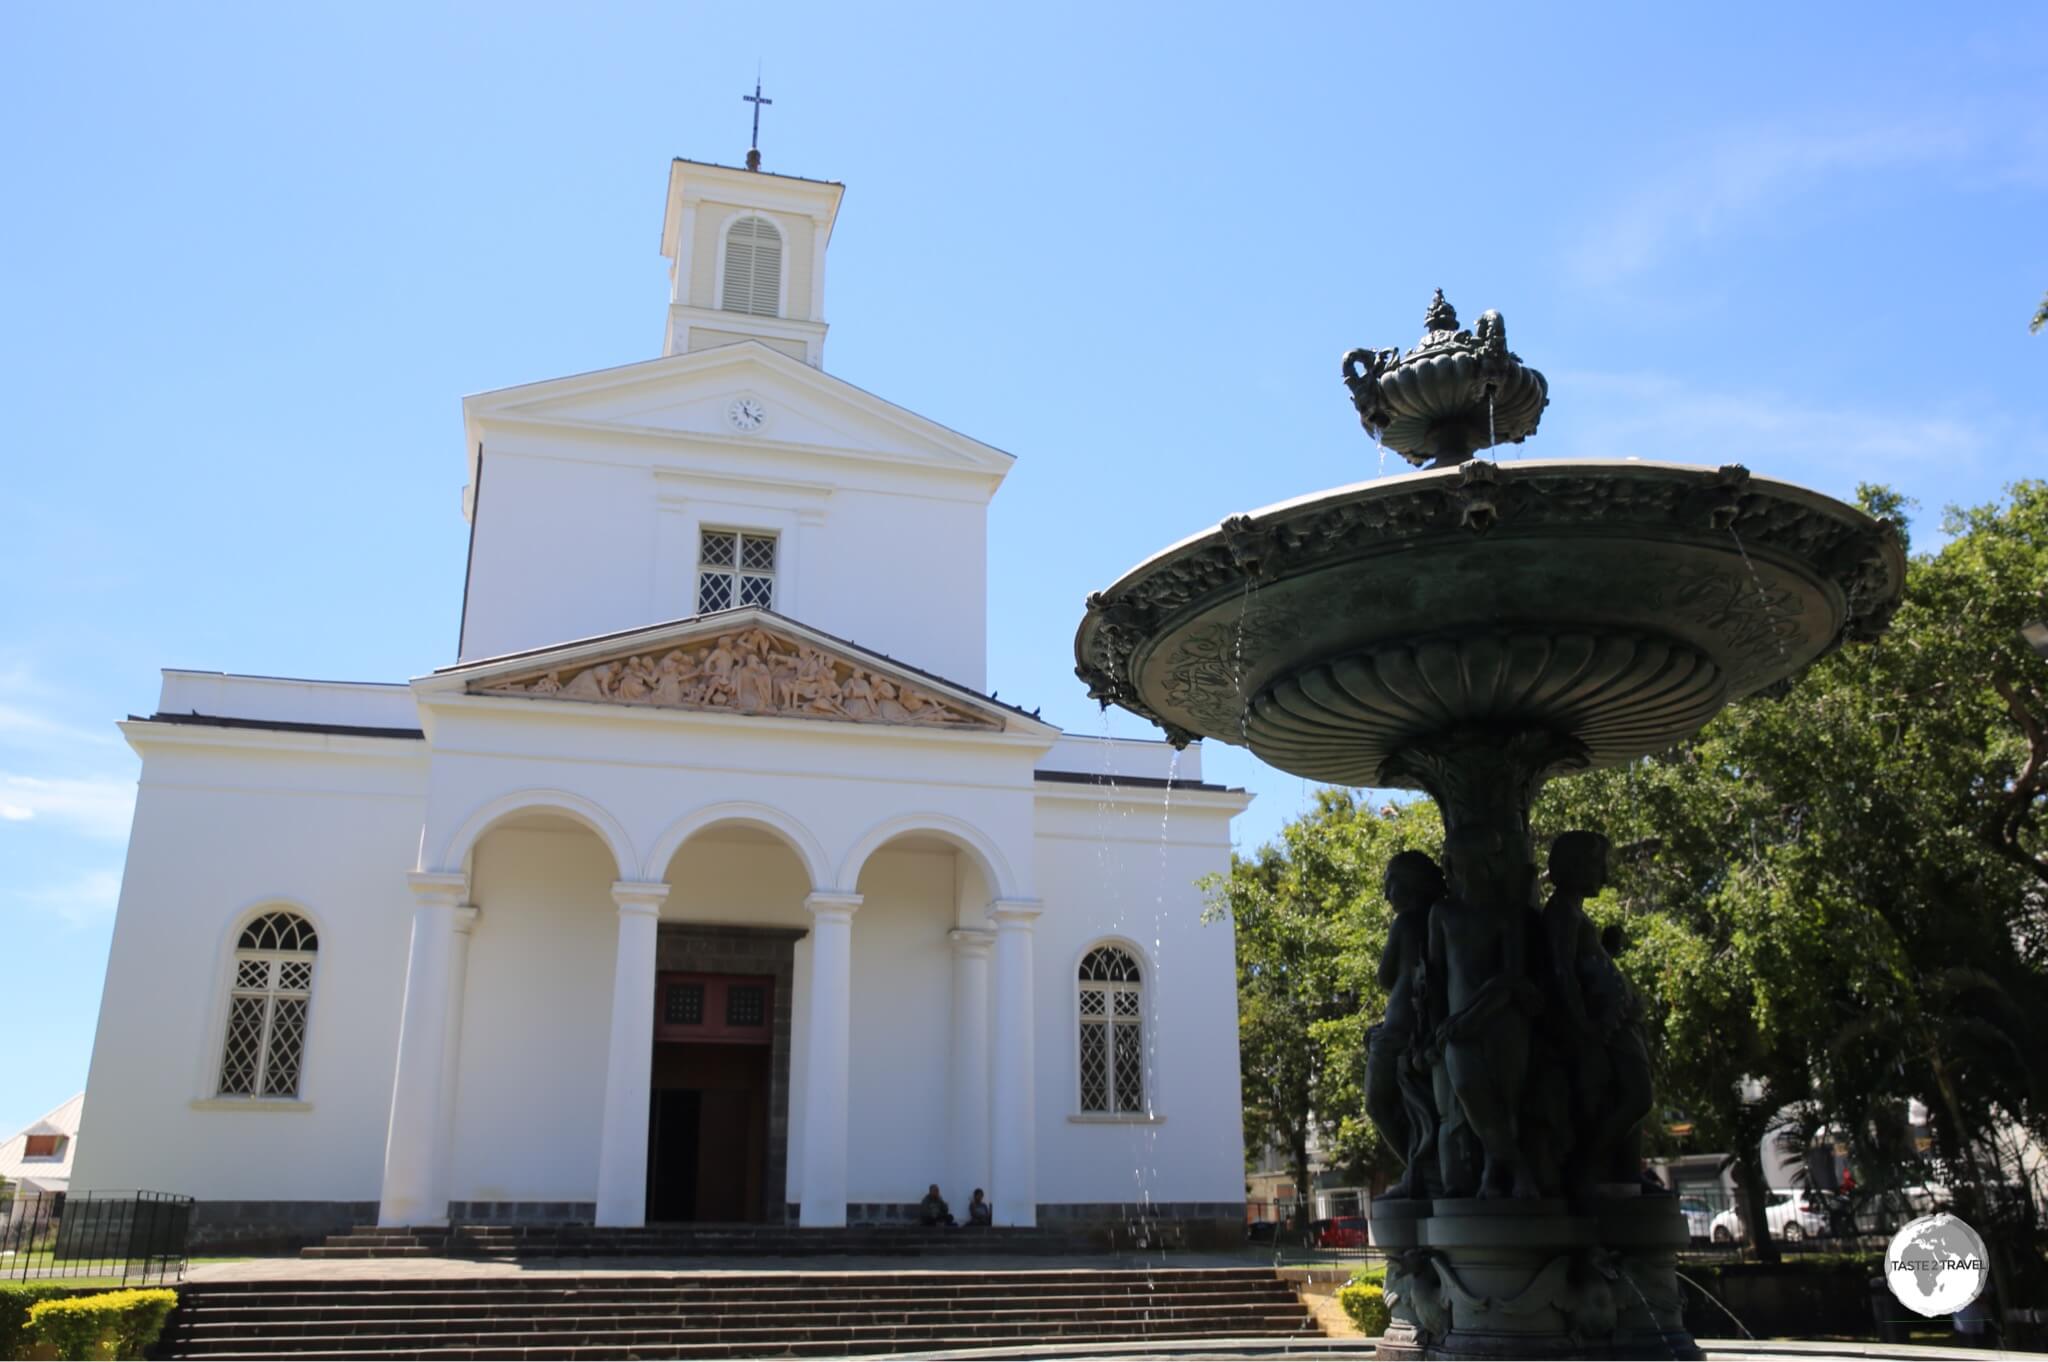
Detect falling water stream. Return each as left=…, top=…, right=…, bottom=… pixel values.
left=1233, top=578, right=1255, bottom=746
left=1674, top=1271, right=1755, bottom=1340
left=1724, top=527, right=1794, bottom=662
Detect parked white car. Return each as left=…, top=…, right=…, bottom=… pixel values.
left=1708, top=1189, right=1829, bottom=1244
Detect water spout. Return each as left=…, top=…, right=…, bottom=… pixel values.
left=1674, top=1270, right=1754, bottom=1340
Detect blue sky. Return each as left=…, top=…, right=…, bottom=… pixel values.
left=4, top=4, right=2045, bottom=1139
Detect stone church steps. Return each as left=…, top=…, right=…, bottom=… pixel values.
left=163, top=1268, right=1321, bottom=1358
left=302, top=1224, right=1094, bottom=1260
left=177, top=1294, right=1299, bottom=1333
left=299, top=1225, right=451, bottom=1259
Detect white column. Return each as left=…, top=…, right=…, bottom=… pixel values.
left=595, top=881, right=670, bottom=1227
left=947, top=929, right=993, bottom=1205
left=379, top=872, right=475, bottom=1227
left=988, top=899, right=1043, bottom=1227
left=799, top=891, right=861, bottom=1227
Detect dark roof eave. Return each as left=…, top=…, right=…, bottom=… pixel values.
left=672, top=156, right=844, bottom=188
left=133, top=713, right=426, bottom=741
left=1033, top=769, right=1241, bottom=795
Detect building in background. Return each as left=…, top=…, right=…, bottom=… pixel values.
left=71, top=152, right=1250, bottom=1249
left=1, top=1093, right=82, bottom=1222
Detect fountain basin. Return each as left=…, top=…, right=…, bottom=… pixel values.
left=1074, top=459, right=1903, bottom=786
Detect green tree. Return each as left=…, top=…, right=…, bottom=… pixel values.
left=1207, top=792, right=1439, bottom=1220
left=1540, top=481, right=2048, bottom=1289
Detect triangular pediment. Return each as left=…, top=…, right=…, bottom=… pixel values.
left=451, top=614, right=1006, bottom=732
left=463, top=343, right=1012, bottom=477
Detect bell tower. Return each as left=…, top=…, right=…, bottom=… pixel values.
left=658, top=157, right=844, bottom=367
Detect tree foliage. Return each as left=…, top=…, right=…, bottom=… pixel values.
left=1206, top=791, right=1441, bottom=1212
left=1539, top=480, right=2048, bottom=1285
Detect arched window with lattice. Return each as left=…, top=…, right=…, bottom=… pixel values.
left=1078, top=944, right=1145, bottom=1114
left=720, top=215, right=783, bottom=318
left=217, top=910, right=319, bottom=1099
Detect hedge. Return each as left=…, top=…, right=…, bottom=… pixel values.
left=23, top=1289, right=178, bottom=1360
left=0, top=1286, right=74, bottom=1360
left=1337, top=1277, right=1392, bottom=1337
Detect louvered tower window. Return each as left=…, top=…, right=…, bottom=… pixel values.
left=720, top=215, right=783, bottom=318
left=1078, top=945, right=1144, bottom=1114
left=217, top=910, right=318, bottom=1099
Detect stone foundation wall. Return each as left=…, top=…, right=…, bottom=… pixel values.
left=447, top=1200, right=595, bottom=1225
left=188, top=1200, right=375, bottom=1252
left=1039, top=1201, right=1246, bottom=1250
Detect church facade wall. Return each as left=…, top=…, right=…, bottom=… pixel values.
left=1028, top=792, right=1248, bottom=1242
left=75, top=697, right=1246, bottom=1243
left=458, top=432, right=992, bottom=688
left=843, top=846, right=962, bottom=1210
left=70, top=731, right=426, bottom=1240
left=444, top=824, right=618, bottom=1211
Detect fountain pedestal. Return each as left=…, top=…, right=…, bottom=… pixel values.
left=1372, top=1195, right=1698, bottom=1361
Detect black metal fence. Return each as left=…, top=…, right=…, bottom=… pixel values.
left=0, top=1190, right=192, bottom=1285
left=1243, top=1198, right=1380, bottom=1262
left=1241, top=1186, right=1996, bottom=1263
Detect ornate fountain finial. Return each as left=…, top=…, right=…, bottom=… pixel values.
left=1423, top=288, right=1460, bottom=335
left=1341, top=291, right=1550, bottom=470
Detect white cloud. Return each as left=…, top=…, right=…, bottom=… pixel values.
left=0, top=700, right=119, bottom=750
left=1568, top=118, right=1977, bottom=284
left=1554, top=370, right=1997, bottom=481
left=11, top=867, right=125, bottom=926
left=0, top=772, right=136, bottom=841
left=0, top=677, right=139, bottom=840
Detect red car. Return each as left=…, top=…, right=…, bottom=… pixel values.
left=1312, top=1216, right=1369, bottom=1248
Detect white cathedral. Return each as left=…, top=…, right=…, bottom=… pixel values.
left=73, top=155, right=1251, bottom=1246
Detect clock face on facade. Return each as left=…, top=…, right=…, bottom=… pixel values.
left=726, top=396, right=767, bottom=433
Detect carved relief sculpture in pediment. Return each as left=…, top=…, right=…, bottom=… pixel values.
left=473, top=626, right=1000, bottom=730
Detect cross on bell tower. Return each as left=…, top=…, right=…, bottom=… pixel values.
left=743, top=74, right=772, bottom=171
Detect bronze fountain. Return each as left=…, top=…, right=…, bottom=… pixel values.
left=1073, top=295, right=1904, bottom=1359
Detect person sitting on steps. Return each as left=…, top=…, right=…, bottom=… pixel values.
left=967, top=1189, right=993, bottom=1226
left=919, top=1183, right=954, bottom=1226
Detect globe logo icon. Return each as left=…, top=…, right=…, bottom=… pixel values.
left=1885, top=1213, right=1988, bottom=1317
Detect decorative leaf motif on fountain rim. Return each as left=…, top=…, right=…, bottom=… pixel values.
left=1074, top=461, right=1904, bottom=742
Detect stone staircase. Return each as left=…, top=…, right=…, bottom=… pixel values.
left=301, top=1224, right=1089, bottom=1261
left=300, top=1225, right=452, bottom=1259
left=162, top=1267, right=1324, bottom=1358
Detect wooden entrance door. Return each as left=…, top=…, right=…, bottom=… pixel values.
left=647, top=973, right=773, bottom=1223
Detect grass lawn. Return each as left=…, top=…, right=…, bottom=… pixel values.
left=1, top=1256, right=249, bottom=1288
